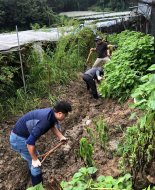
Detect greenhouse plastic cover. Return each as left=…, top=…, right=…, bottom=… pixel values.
left=0, top=28, right=60, bottom=52
left=0, top=11, right=132, bottom=53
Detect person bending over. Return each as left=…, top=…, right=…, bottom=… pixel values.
left=83, top=67, right=103, bottom=99
left=10, top=101, right=72, bottom=188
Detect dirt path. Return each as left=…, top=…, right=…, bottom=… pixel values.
left=0, top=75, right=136, bottom=190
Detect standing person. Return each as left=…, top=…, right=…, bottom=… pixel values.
left=9, top=101, right=72, bottom=188
left=83, top=67, right=103, bottom=99
left=87, top=36, right=110, bottom=68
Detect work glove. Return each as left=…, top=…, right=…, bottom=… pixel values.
left=32, top=159, right=41, bottom=167
left=60, top=136, right=68, bottom=143
left=97, top=76, right=102, bottom=81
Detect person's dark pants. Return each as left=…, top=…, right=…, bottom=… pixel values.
left=10, top=131, right=43, bottom=186
left=83, top=74, right=98, bottom=99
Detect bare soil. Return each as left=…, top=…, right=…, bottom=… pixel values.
left=0, top=74, right=137, bottom=190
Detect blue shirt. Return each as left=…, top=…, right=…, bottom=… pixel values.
left=13, top=108, right=58, bottom=145
left=85, top=67, right=103, bottom=80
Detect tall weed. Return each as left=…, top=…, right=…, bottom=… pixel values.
left=118, top=66, right=155, bottom=187
left=6, top=88, right=41, bottom=116
left=99, top=30, right=154, bottom=101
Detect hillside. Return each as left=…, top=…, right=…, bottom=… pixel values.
left=0, top=74, right=136, bottom=190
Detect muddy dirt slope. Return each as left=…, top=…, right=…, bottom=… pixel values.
left=0, top=75, right=136, bottom=190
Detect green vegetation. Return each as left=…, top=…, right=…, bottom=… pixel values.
left=89, top=0, right=130, bottom=12
left=6, top=89, right=41, bottom=116
left=0, top=27, right=94, bottom=120
left=118, top=111, right=155, bottom=184
left=78, top=30, right=155, bottom=189
left=118, top=67, right=155, bottom=187
left=86, top=118, right=108, bottom=150
left=61, top=167, right=132, bottom=190
left=94, top=118, right=108, bottom=150
left=80, top=138, right=94, bottom=167
left=0, top=0, right=136, bottom=31
left=1, top=27, right=155, bottom=189
left=27, top=182, right=44, bottom=190
left=99, top=30, right=154, bottom=102
left=0, top=0, right=58, bottom=31
left=131, top=64, right=155, bottom=110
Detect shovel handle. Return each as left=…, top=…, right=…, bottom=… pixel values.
left=86, top=51, right=92, bottom=63
left=39, top=142, right=64, bottom=164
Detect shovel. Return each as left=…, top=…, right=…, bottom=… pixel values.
left=84, top=51, right=92, bottom=70
left=39, top=142, right=64, bottom=164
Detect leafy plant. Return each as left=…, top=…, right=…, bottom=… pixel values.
left=53, top=27, right=94, bottom=73
left=0, top=65, right=18, bottom=96
left=99, top=30, right=154, bottom=101
left=30, top=23, right=41, bottom=30
left=80, top=137, right=94, bottom=167
left=118, top=62, right=155, bottom=188
left=86, top=118, right=108, bottom=150
left=118, top=111, right=155, bottom=186
left=61, top=167, right=132, bottom=190
left=61, top=167, right=97, bottom=190
left=92, top=173, right=132, bottom=189
left=94, top=118, right=108, bottom=149
left=0, top=27, right=95, bottom=120
left=86, top=127, right=96, bottom=145
left=26, top=27, right=94, bottom=93
left=143, top=186, right=155, bottom=190
left=131, top=65, right=155, bottom=110
left=27, top=182, right=44, bottom=190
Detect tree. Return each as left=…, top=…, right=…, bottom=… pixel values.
left=0, top=0, right=138, bottom=31
left=0, top=0, right=57, bottom=30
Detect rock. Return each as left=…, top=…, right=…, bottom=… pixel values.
left=62, top=144, right=71, bottom=153
left=86, top=119, right=92, bottom=125
left=109, top=140, right=119, bottom=151
left=0, top=184, right=4, bottom=189
left=46, top=176, right=63, bottom=190
left=0, top=160, right=3, bottom=165
left=146, top=175, right=155, bottom=184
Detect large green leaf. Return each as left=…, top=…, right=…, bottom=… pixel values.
left=87, top=167, right=97, bottom=174
left=148, top=91, right=155, bottom=110
left=147, top=64, right=155, bottom=71
left=26, top=183, right=44, bottom=190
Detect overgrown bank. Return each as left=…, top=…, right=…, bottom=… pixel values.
left=1, top=28, right=155, bottom=189
left=0, top=27, right=94, bottom=120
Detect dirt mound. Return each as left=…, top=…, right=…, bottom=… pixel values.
left=0, top=76, right=136, bottom=189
